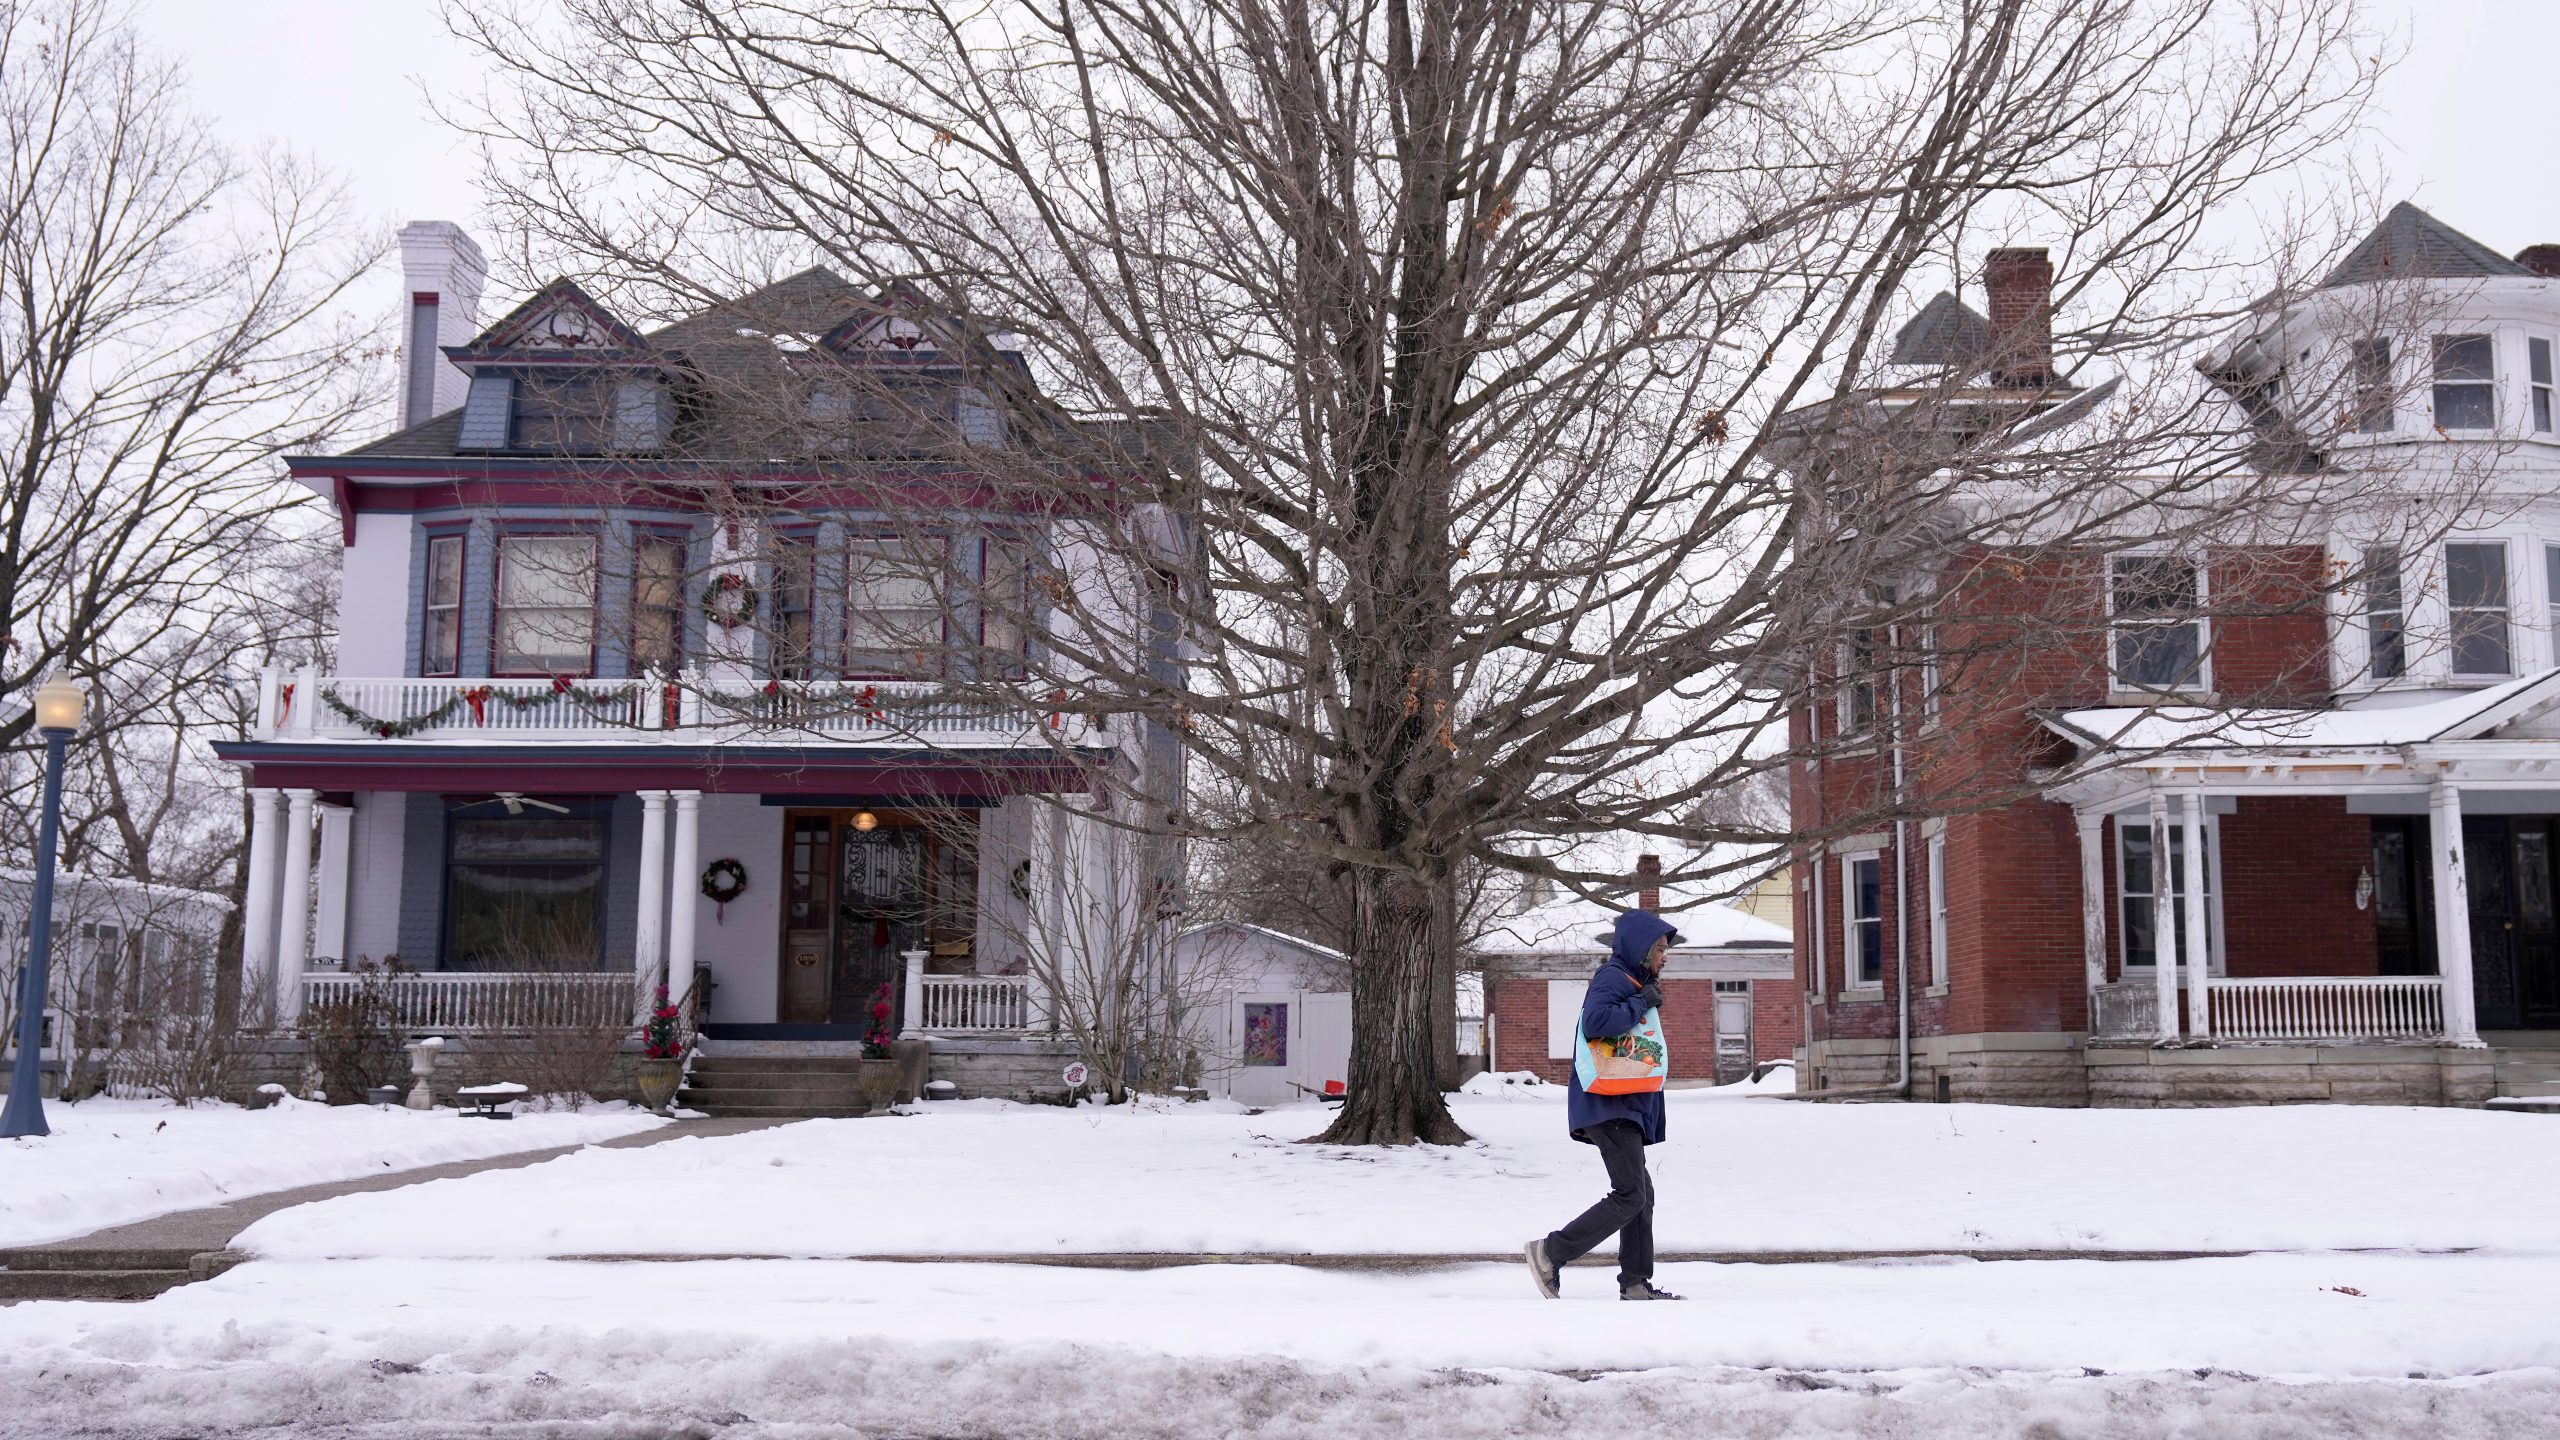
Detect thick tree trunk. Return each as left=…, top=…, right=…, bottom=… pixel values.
left=1428, top=872, right=1461, bottom=1091
left=1314, top=867, right=1470, bottom=1145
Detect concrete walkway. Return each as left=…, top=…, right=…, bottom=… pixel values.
left=30, top=1116, right=786, bottom=1255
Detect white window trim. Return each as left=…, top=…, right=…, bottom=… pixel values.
left=2346, top=333, right=2397, bottom=437
left=2529, top=334, right=2556, bottom=437
left=2105, top=549, right=2212, bottom=698
left=1841, top=850, right=1884, bottom=990
left=1809, top=859, right=1827, bottom=999
left=2444, top=536, right=2517, bottom=680
left=2113, top=814, right=2226, bottom=975
left=1834, top=632, right=1879, bottom=739
left=1925, top=831, right=1949, bottom=989
left=2428, top=331, right=2501, bottom=436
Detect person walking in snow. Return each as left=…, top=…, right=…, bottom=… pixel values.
left=1524, top=909, right=1684, bottom=1301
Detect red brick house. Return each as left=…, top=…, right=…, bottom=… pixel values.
left=1787, top=206, right=2560, bottom=1107
left=1483, top=853, right=1798, bottom=1086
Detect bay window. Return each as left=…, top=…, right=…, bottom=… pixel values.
left=493, top=535, right=598, bottom=675
left=2446, top=540, right=2512, bottom=677
left=2349, top=337, right=2394, bottom=434
left=772, top=534, right=815, bottom=680
left=2533, top=338, right=2555, bottom=434
left=2362, top=545, right=2405, bottom=680
left=846, top=537, right=944, bottom=677
left=632, top=534, right=685, bottom=675
left=2431, top=334, right=2496, bottom=431
left=422, top=534, right=464, bottom=676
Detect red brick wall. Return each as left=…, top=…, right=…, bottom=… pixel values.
left=1790, top=542, right=2356, bottom=1043
left=1489, top=974, right=1793, bottom=1082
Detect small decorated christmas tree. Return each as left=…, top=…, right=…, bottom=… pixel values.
left=642, top=983, right=684, bottom=1060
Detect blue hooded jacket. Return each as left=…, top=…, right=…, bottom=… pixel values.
left=1565, top=910, right=1675, bottom=1145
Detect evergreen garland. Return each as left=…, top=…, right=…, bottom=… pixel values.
left=320, top=678, right=643, bottom=739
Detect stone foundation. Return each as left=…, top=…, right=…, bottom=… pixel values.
left=929, top=1037, right=1087, bottom=1102
left=1797, top=1032, right=2499, bottom=1107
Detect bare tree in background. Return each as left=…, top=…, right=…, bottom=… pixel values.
left=0, top=0, right=378, bottom=1071
left=446, top=0, right=2478, bottom=1143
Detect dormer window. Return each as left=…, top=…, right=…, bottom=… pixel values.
left=2431, top=334, right=2495, bottom=430
left=512, top=373, right=613, bottom=452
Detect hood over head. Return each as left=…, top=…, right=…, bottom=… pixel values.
left=1608, top=910, right=1678, bottom=979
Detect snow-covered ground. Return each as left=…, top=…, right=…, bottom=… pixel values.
left=1, top=1255, right=2553, bottom=1436
left=235, top=1087, right=2560, bottom=1259
left=0, top=1096, right=668, bottom=1247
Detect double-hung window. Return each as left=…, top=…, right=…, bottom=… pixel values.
left=1926, top=831, right=1949, bottom=988
left=1842, top=852, right=1883, bottom=988
left=493, top=535, right=598, bottom=675
left=771, top=534, right=815, bottom=680
left=2432, top=334, right=2496, bottom=431
left=2547, top=546, right=2560, bottom=668
left=845, top=537, right=944, bottom=677
left=2117, top=819, right=2217, bottom=970
left=631, top=534, right=685, bottom=676
left=2446, top=540, right=2512, bottom=677
left=2362, top=545, right=2405, bottom=681
left=2110, top=553, right=2205, bottom=693
left=422, top=534, right=464, bottom=676
left=979, top=537, right=1034, bottom=677
left=2533, top=338, right=2556, bottom=434
left=1838, top=628, right=1879, bottom=737
left=2349, top=337, right=2394, bottom=433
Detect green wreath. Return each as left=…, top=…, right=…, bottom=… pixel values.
left=700, top=857, right=748, bottom=905
left=703, top=572, right=759, bottom=631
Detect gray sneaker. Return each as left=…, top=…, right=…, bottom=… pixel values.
left=1524, top=1239, right=1560, bottom=1299
left=1620, top=1280, right=1685, bottom=1301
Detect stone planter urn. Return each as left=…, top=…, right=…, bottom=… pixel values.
left=636, top=1057, right=683, bottom=1115
left=856, top=1057, right=902, bottom=1116
left=890, top=1036, right=931, bottom=1105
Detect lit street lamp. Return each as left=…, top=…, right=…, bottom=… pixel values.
left=2, top=673, right=88, bottom=1138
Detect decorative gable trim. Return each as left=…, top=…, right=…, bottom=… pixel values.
left=447, top=277, right=654, bottom=362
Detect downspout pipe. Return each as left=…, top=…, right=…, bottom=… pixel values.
left=1889, top=619, right=1913, bottom=1100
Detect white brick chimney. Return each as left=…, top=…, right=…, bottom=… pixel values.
left=397, top=221, right=488, bottom=428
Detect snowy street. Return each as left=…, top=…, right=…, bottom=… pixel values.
left=5, top=1087, right=2557, bottom=1435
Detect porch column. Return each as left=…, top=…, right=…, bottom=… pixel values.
left=240, top=788, right=282, bottom=1024
left=2429, top=775, right=2484, bottom=1046
left=312, top=802, right=353, bottom=965
left=2146, top=786, right=2181, bottom=1042
left=665, top=790, right=701, bottom=1010
left=900, top=947, right=928, bottom=1039
left=633, top=790, right=669, bottom=1015
left=2075, top=810, right=2108, bottom=1002
left=273, top=789, right=316, bottom=1024
left=2181, top=789, right=2212, bottom=1043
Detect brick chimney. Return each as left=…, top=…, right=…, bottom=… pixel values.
left=2518, top=245, right=2560, bottom=277
left=397, top=221, right=488, bottom=429
left=1636, top=853, right=1661, bottom=913
left=1983, top=247, right=2053, bottom=387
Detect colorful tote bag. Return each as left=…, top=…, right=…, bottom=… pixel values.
left=1574, top=1003, right=1669, bottom=1095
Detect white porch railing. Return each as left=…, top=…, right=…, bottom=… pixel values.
left=913, top=972, right=1040, bottom=1034
left=300, top=972, right=638, bottom=1033
left=266, top=670, right=1041, bottom=746
left=2089, top=981, right=2160, bottom=1040
left=2206, top=976, right=2446, bottom=1043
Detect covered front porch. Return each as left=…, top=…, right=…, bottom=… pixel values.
left=2045, top=673, right=2560, bottom=1099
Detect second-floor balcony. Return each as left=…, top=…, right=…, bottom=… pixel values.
left=252, top=667, right=1073, bottom=749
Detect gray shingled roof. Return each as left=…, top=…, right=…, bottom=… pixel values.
left=2319, top=202, right=2531, bottom=289
left=339, top=408, right=467, bottom=460
left=1889, top=292, right=1990, bottom=366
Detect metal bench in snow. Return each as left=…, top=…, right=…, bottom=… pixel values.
left=456, top=1081, right=528, bottom=1120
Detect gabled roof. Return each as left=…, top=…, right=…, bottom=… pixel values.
left=448, top=277, right=655, bottom=361
left=1888, top=291, right=1991, bottom=366
left=2041, top=668, right=2560, bottom=754
left=2319, top=202, right=2532, bottom=290
left=644, top=267, right=871, bottom=355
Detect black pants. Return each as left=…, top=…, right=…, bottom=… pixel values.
left=1544, top=1119, right=1653, bottom=1286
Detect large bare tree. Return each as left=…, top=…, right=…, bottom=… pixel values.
left=441, top=0, right=2447, bottom=1143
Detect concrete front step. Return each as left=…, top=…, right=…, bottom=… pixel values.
left=689, top=1057, right=879, bottom=1074
left=685, top=1102, right=882, bottom=1119
left=682, top=1085, right=879, bottom=1109
left=0, top=1246, right=241, bottom=1303
left=0, top=1268, right=191, bottom=1301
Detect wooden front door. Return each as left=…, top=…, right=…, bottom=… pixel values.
left=776, top=808, right=982, bottom=1027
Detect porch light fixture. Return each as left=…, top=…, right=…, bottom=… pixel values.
left=852, top=810, right=879, bottom=832
left=2355, top=866, right=2374, bottom=911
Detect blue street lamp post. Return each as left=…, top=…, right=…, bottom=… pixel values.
left=2, top=675, right=88, bottom=1138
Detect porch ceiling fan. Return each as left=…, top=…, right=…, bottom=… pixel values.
left=490, top=792, right=572, bottom=816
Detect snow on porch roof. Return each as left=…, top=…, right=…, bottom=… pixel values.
left=2040, top=668, right=2560, bottom=756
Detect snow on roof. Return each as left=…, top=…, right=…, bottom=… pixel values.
left=2044, top=669, right=2560, bottom=755
left=0, top=866, right=232, bottom=911
left=1475, top=887, right=1790, bottom=957
left=1175, top=920, right=1346, bottom=962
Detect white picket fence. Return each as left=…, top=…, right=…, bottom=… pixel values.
left=300, top=972, right=637, bottom=1033
left=2205, top=975, right=2446, bottom=1043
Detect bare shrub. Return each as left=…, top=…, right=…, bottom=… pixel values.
left=302, top=958, right=407, bottom=1105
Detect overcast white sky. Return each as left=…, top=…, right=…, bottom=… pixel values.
left=133, top=0, right=2560, bottom=300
